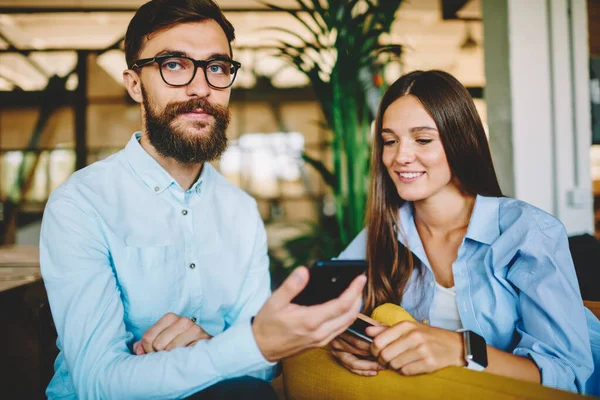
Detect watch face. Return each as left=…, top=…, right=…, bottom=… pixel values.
left=467, top=331, right=488, bottom=368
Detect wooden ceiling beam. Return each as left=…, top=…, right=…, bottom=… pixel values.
left=0, top=7, right=299, bottom=14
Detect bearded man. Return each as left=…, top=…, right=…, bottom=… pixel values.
left=39, top=1, right=365, bottom=399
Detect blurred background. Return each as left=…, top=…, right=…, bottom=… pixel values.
left=0, top=0, right=598, bottom=397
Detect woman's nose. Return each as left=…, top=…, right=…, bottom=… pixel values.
left=395, top=142, right=415, bottom=164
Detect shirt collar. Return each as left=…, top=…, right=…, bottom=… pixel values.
left=464, top=195, right=500, bottom=245
left=123, top=132, right=207, bottom=195
left=397, top=194, right=500, bottom=250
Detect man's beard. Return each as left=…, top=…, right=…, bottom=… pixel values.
left=142, top=86, right=230, bottom=164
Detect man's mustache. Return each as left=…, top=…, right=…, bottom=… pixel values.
left=163, top=99, right=225, bottom=120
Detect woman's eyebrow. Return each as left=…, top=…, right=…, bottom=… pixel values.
left=409, top=126, right=438, bottom=133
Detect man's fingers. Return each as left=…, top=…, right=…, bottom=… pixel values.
left=164, top=328, right=211, bottom=351
left=141, top=313, right=180, bottom=353
left=133, top=340, right=145, bottom=355
left=310, top=274, right=366, bottom=322
left=267, top=267, right=309, bottom=309
left=314, top=297, right=363, bottom=346
left=151, top=317, right=195, bottom=352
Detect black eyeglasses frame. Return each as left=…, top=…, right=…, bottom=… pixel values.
left=130, top=54, right=242, bottom=89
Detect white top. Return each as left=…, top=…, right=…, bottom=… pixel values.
left=428, top=282, right=463, bottom=331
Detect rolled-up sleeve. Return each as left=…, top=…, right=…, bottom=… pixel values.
left=507, top=223, right=593, bottom=392
left=41, top=193, right=275, bottom=400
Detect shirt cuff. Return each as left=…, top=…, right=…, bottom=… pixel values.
left=513, top=348, right=575, bottom=392
left=206, top=320, right=277, bottom=378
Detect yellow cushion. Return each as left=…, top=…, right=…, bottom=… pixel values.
left=281, top=303, right=588, bottom=400
left=371, top=303, right=416, bottom=325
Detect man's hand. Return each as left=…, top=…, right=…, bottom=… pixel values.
left=329, top=314, right=386, bottom=376
left=252, top=266, right=366, bottom=362
left=133, top=313, right=212, bottom=355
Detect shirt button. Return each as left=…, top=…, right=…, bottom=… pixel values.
left=182, top=209, right=188, bottom=216
left=154, top=186, right=160, bottom=192
left=189, top=263, right=196, bottom=269
left=429, top=281, right=434, bottom=287
left=422, top=319, right=429, bottom=325
left=190, top=317, right=197, bottom=323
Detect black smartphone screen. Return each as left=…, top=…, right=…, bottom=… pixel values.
left=291, top=259, right=367, bottom=306
left=347, top=317, right=375, bottom=342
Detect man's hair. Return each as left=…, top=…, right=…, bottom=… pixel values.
left=125, top=0, right=235, bottom=68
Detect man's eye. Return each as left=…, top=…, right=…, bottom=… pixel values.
left=163, top=58, right=187, bottom=71
left=164, top=60, right=183, bottom=70
left=208, top=64, right=227, bottom=74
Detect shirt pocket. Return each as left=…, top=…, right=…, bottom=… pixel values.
left=120, top=238, right=184, bottom=325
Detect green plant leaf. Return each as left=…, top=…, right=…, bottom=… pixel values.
left=265, top=0, right=405, bottom=275
left=295, top=0, right=329, bottom=35
left=261, top=1, right=323, bottom=41
left=302, top=152, right=337, bottom=190
left=265, top=27, right=324, bottom=50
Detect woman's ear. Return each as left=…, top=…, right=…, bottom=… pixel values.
left=123, top=69, right=143, bottom=103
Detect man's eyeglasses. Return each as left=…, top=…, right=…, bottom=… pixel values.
left=130, top=55, right=242, bottom=89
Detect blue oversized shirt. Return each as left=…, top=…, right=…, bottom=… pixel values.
left=40, top=132, right=276, bottom=399
left=339, top=195, right=595, bottom=392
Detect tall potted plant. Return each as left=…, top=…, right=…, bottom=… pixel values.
left=265, top=0, right=403, bottom=271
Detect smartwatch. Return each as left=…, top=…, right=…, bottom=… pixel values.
left=458, top=329, right=488, bottom=371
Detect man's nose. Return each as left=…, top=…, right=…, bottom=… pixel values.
left=184, top=67, right=211, bottom=98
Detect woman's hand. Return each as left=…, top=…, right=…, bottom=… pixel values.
left=329, top=314, right=386, bottom=376
left=368, top=321, right=465, bottom=375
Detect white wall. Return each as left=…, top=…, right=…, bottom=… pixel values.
left=483, top=0, right=594, bottom=235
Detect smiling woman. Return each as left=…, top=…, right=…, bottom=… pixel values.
left=333, top=70, right=599, bottom=394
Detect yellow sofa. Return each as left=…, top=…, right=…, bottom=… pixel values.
left=275, top=302, right=600, bottom=400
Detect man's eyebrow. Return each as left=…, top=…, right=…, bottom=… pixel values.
left=155, top=49, right=188, bottom=57
left=153, top=50, right=232, bottom=60
left=206, top=52, right=233, bottom=60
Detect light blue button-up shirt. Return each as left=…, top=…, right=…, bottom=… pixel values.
left=40, top=132, right=276, bottom=400
left=339, top=195, right=596, bottom=393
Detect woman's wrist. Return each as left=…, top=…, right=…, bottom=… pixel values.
left=455, top=331, right=468, bottom=367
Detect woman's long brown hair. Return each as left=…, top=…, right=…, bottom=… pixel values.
left=363, top=70, right=503, bottom=314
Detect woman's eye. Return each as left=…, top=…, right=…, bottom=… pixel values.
left=383, top=140, right=397, bottom=146
left=416, top=139, right=432, bottom=145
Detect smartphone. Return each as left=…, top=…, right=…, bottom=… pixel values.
left=291, top=259, right=367, bottom=306
left=347, top=317, right=375, bottom=342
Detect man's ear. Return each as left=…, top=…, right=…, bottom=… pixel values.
left=123, top=69, right=143, bottom=103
